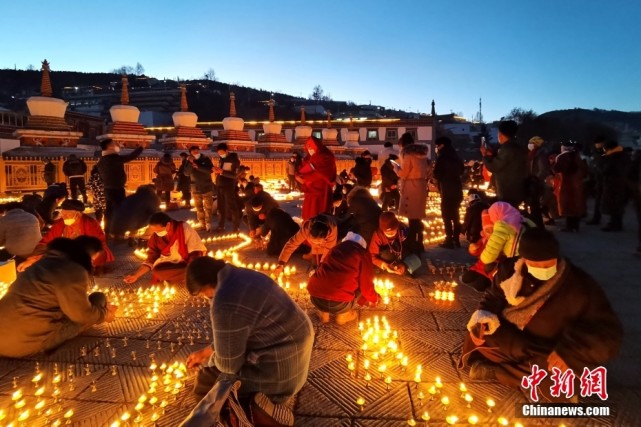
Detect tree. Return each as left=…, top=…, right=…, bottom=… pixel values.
left=503, top=107, right=538, bottom=125
left=310, top=85, right=324, bottom=103
left=26, top=64, right=35, bottom=71
left=135, top=62, right=145, bottom=76
left=112, top=65, right=134, bottom=75
left=203, top=68, right=217, bottom=81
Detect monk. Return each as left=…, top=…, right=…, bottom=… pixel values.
left=296, top=136, right=337, bottom=220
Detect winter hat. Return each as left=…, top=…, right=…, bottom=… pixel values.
left=498, top=120, right=518, bottom=138
left=561, top=140, right=578, bottom=148
left=379, top=211, right=400, bottom=232
left=466, top=193, right=481, bottom=207
left=60, top=199, right=85, bottom=212
left=529, top=136, right=544, bottom=147
left=342, top=232, right=367, bottom=249
left=518, top=227, right=560, bottom=261
left=488, top=201, right=522, bottom=233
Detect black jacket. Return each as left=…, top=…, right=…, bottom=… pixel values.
left=246, top=191, right=279, bottom=231
left=184, top=155, right=214, bottom=194
left=260, top=208, right=300, bottom=256
left=352, top=157, right=373, bottom=187
left=600, top=149, right=631, bottom=215
left=97, top=147, right=143, bottom=189
left=433, top=145, right=464, bottom=200
left=380, top=160, right=399, bottom=191
left=461, top=200, right=490, bottom=243
left=216, top=153, right=240, bottom=188
left=110, top=185, right=161, bottom=236
left=63, top=157, right=87, bottom=177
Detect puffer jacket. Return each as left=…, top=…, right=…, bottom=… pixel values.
left=480, top=219, right=534, bottom=265
left=397, top=144, right=431, bottom=218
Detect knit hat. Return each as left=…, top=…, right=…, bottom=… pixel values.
left=60, top=199, right=85, bottom=212
left=498, top=120, right=518, bottom=138
left=529, top=136, right=544, bottom=146
left=518, top=228, right=560, bottom=261
left=379, top=211, right=400, bottom=232
left=466, top=193, right=481, bottom=207
left=342, top=232, right=367, bottom=249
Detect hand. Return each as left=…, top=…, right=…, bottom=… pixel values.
left=380, top=262, right=392, bottom=273
left=547, top=350, right=569, bottom=372
left=249, top=230, right=256, bottom=238
left=480, top=146, right=491, bottom=157
left=273, top=265, right=284, bottom=276
left=105, top=304, right=118, bottom=322
left=123, top=274, right=139, bottom=284
left=186, top=347, right=214, bottom=369
left=393, top=263, right=407, bottom=275
left=17, top=257, right=38, bottom=272
left=214, top=167, right=222, bottom=174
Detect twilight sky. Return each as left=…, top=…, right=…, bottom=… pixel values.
left=2, top=0, right=639, bottom=121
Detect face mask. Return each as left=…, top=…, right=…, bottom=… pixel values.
left=528, top=143, right=535, bottom=151
left=63, top=218, right=76, bottom=226
left=527, top=264, right=557, bottom=281
left=219, top=153, right=227, bottom=158
left=155, top=230, right=168, bottom=237
left=384, top=231, right=397, bottom=239
left=308, top=149, right=316, bottom=156
left=113, top=145, right=121, bottom=153
left=193, top=153, right=201, bottom=160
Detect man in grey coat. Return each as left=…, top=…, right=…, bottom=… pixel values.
left=481, top=120, right=529, bottom=208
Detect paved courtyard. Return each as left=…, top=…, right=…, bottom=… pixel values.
left=0, top=201, right=639, bottom=426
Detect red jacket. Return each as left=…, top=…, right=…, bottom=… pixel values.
left=308, top=241, right=378, bottom=305
left=37, top=215, right=114, bottom=266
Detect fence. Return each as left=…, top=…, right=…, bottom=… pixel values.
left=0, top=156, right=355, bottom=194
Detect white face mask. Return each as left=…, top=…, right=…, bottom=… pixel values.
left=527, top=264, right=557, bottom=281
left=218, top=152, right=227, bottom=158
left=63, top=218, right=76, bottom=226
left=384, top=231, right=397, bottom=239
left=192, top=153, right=201, bottom=160
left=527, top=143, right=535, bottom=151
left=113, top=145, right=121, bottom=153
left=308, top=149, right=316, bottom=156
left=155, top=230, right=168, bottom=237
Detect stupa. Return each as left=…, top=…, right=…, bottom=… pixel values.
left=293, top=106, right=312, bottom=148
left=96, top=76, right=156, bottom=149
left=322, top=111, right=348, bottom=155
left=342, top=115, right=365, bottom=156
left=255, top=99, right=292, bottom=156
left=159, top=85, right=212, bottom=151
left=211, top=92, right=256, bottom=152
left=13, top=60, right=83, bottom=147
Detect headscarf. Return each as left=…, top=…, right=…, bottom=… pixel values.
left=488, top=201, right=522, bottom=233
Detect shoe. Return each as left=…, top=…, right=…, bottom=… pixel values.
left=335, top=310, right=357, bottom=325
left=468, top=360, right=498, bottom=381
left=252, top=392, right=294, bottom=426
left=318, top=311, right=330, bottom=324
left=601, top=226, right=622, bottom=232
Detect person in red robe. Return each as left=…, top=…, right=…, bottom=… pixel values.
left=296, top=137, right=337, bottom=220
left=18, top=199, right=114, bottom=272
left=124, top=212, right=206, bottom=285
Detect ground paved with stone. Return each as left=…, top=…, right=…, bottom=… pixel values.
left=0, top=201, right=639, bottom=427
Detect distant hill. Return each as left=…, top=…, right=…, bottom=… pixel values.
left=0, top=69, right=413, bottom=123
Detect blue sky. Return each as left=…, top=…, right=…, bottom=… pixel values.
left=2, top=0, right=640, bottom=121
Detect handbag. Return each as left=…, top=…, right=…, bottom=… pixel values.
left=180, top=380, right=253, bottom=427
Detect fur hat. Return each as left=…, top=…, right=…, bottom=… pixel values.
left=379, top=211, right=400, bottom=232
left=518, top=228, right=560, bottom=261
left=529, top=136, right=544, bottom=146
left=498, top=120, right=518, bottom=138
left=60, top=199, right=85, bottom=212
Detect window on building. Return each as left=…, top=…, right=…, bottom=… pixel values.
left=405, top=128, right=418, bottom=141
left=386, top=128, right=397, bottom=142
left=312, top=130, right=322, bottom=140
left=255, top=131, right=264, bottom=140
left=367, top=129, right=378, bottom=141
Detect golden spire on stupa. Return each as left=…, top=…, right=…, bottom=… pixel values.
left=120, top=75, right=129, bottom=105
left=326, top=110, right=332, bottom=129
left=349, top=114, right=354, bottom=129
left=229, top=92, right=237, bottom=117
left=40, top=60, right=52, bottom=97
left=268, top=99, right=275, bottom=122
left=180, top=85, right=188, bottom=112
left=300, top=106, right=306, bottom=124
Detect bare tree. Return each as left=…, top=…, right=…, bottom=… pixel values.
left=310, top=85, right=324, bottom=103
left=203, top=68, right=217, bottom=81
left=503, top=107, right=538, bottom=125
left=26, top=64, right=35, bottom=71
left=135, top=62, right=145, bottom=76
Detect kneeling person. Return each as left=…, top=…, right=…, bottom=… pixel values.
left=308, top=232, right=380, bottom=325
left=461, top=228, right=622, bottom=402
left=185, top=257, right=314, bottom=426
left=369, top=211, right=421, bottom=275
left=124, top=212, right=206, bottom=285
left=0, top=237, right=117, bottom=358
